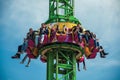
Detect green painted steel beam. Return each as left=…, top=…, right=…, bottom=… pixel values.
left=45, top=0, right=80, bottom=24
left=56, top=50, right=59, bottom=80
left=40, top=0, right=83, bottom=80
left=59, top=51, right=73, bottom=64
left=46, top=52, right=54, bottom=80
left=38, top=42, right=82, bottom=80
left=72, top=52, right=76, bottom=80
left=58, top=64, right=73, bottom=69
left=59, top=70, right=73, bottom=80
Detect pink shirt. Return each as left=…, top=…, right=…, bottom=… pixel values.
left=78, top=56, right=84, bottom=63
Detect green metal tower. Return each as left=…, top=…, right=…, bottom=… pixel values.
left=39, top=43, right=84, bottom=80
left=39, top=0, right=83, bottom=80
left=45, top=0, right=80, bottom=24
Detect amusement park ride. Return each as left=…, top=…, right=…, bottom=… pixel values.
left=12, top=0, right=108, bottom=80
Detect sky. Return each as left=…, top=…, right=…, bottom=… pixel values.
left=0, top=0, right=120, bottom=80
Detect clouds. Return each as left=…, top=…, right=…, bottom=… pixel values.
left=9, top=0, right=48, bottom=24
left=1, top=0, right=49, bottom=29
left=1, top=0, right=50, bottom=46
left=75, top=0, right=120, bottom=26
left=75, top=0, right=119, bottom=79
left=87, top=58, right=120, bottom=68
left=105, top=59, right=120, bottom=67
left=75, top=0, right=120, bottom=51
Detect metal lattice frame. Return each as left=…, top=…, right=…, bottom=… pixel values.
left=40, top=0, right=83, bottom=80
left=38, top=42, right=84, bottom=80
left=45, top=0, right=80, bottom=24
left=47, top=48, right=76, bottom=80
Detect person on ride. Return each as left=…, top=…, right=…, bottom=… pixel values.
left=77, top=56, right=86, bottom=71
left=39, top=23, right=49, bottom=44
left=11, top=38, right=28, bottom=59
left=20, top=28, right=37, bottom=67
left=50, top=27, right=58, bottom=42
left=72, top=24, right=83, bottom=43
left=11, top=28, right=35, bottom=60
left=87, top=32, right=109, bottom=58
left=64, top=27, right=73, bottom=43
left=20, top=39, right=38, bottom=67
left=76, top=24, right=84, bottom=43
left=83, top=30, right=92, bottom=45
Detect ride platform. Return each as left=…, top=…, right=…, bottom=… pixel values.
left=38, top=42, right=84, bottom=80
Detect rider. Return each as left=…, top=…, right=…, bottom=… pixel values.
left=11, top=38, right=28, bottom=59
left=11, top=28, right=35, bottom=59
left=77, top=56, right=86, bottom=71
left=39, top=23, right=49, bottom=44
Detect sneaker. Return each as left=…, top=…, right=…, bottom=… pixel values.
left=100, top=52, right=106, bottom=58
left=100, top=55, right=106, bottom=58
left=11, top=55, right=20, bottom=59
left=103, top=53, right=109, bottom=55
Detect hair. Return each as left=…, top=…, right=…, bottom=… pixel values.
left=29, top=28, right=33, bottom=31
left=41, top=23, right=45, bottom=25
left=72, top=26, right=77, bottom=32
left=79, top=27, right=83, bottom=33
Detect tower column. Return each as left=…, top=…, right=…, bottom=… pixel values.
left=46, top=47, right=77, bottom=80
left=46, top=0, right=80, bottom=24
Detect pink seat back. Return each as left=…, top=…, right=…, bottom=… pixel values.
left=43, top=35, right=48, bottom=44
left=57, top=35, right=66, bottom=42
left=64, top=34, right=73, bottom=42
left=88, top=38, right=95, bottom=49
left=28, top=40, right=35, bottom=47
left=26, top=40, right=35, bottom=58
left=87, top=48, right=99, bottom=59
left=78, top=56, right=84, bottom=63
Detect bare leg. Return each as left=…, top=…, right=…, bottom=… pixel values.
left=83, top=60, right=86, bottom=70
left=25, top=58, right=31, bottom=67
left=20, top=54, right=27, bottom=64
left=77, top=61, right=80, bottom=71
